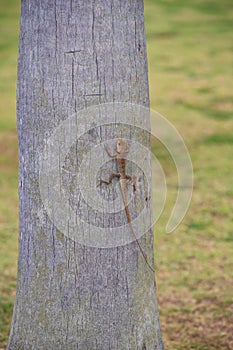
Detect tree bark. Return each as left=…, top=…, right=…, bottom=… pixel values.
left=8, top=0, right=164, bottom=349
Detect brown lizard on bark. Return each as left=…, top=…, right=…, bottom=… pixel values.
left=100, top=138, right=155, bottom=273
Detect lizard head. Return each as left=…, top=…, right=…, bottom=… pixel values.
left=117, top=138, right=125, bottom=153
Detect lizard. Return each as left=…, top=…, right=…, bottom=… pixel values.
left=99, top=138, right=155, bottom=273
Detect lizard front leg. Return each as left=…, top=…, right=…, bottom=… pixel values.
left=104, top=145, right=118, bottom=158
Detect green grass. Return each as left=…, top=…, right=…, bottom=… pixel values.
left=146, top=0, right=233, bottom=348
left=0, top=0, right=233, bottom=349
left=201, top=133, right=233, bottom=144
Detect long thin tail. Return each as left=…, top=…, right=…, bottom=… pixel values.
left=122, top=190, right=155, bottom=273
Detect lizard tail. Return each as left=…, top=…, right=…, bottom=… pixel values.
left=123, top=198, right=155, bottom=273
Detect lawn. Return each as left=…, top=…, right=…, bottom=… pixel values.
left=0, top=0, right=232, bottom=349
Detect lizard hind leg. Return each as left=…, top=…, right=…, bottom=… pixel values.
left=125, top=174, right=131, bottom=181
left=100, top=173, right=121, bottom=185
left=133, top=172, right=140, bottom=193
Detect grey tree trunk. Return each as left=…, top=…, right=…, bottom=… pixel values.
left=8, top=0, right=164, bottom=349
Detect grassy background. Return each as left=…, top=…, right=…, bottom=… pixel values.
left=0, top=0, right=232, bottom=349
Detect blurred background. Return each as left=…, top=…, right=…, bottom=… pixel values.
left=0, top=0, right=232, bottom=349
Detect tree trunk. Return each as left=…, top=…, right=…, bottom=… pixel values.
left=8, top=0, right=164, bottom=349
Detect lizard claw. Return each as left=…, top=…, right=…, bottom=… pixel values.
left=97, top=181, right=102, bottom=188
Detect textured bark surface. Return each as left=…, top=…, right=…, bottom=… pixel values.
left=8, top=0, right=164, bottom=349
